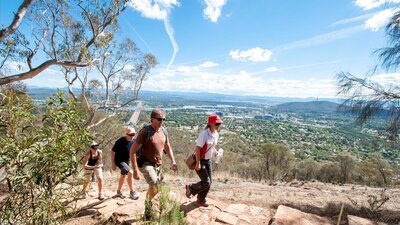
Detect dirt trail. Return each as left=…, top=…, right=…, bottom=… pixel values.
left=63, top=172, right=400, bottom=224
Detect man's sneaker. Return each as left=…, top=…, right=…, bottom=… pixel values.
left=116, top=190, right=125, bottom=198
left=195, top=199, right=209, bottom=207
left=185, top=185, right=191, bottom=198
left=98, top=193, right=104, bottom=200
left=130, top=191, right=139, bottom=200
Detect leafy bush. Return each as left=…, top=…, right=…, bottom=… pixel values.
left=144, top=184, right=188, bottom=225
left=0, top=90, right=91, bottom=224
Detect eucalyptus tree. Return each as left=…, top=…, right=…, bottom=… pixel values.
left=335, top=151, right=356, bottom=184
left=259, top=143, right=294, bottom=181
left=0, top=0, right=128, bottom=85
left=62, top=36, right=157, bottom=128
left=91, top=38, right=157, bottom=109
left=337, top=8, right=400, bottom=141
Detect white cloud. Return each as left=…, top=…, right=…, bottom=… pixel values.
left=364, top=8, right=397, bottom=31
left=355, top=0, right=400, bottom=10
left=23, top=69, right=66, bottom=88
left=275, top=26, right=364, bottom=52
left=199, top=61, right=219, bottom=68
left=128, top=0, right=179, bottom=20
left=176, top=65, right=199, bottom=73
left=128, top=0, right=180, bottom=69
left=370, top=72, right=400, bottom=84
left=229, top=47, right=273, bottom=62
left=265, top=67, right=278, bottom=73
left=143, top=68, right=338, bottom=98
left=203, top=0, right=227, bottom=23
left=332, top=13, right=376, bottom=26
left=6, top=61, right=25, bottom=71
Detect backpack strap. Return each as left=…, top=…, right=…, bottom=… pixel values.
left=140, top=125, right=168, bottom=155
left=140, top=125, right=152, bottom=151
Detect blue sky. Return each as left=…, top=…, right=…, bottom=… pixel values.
left=2, top=0, right=400, bottom=98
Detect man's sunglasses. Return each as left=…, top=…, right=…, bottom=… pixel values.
left=215, top=123, right=221, bottom=126
left=127, top=133, right=135, bottom=137
left=153, top=117, right=166, bottom=121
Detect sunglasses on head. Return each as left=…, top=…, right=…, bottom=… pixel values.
left=127, top=133, right=135, bottom=137
left=215, top=123, right=221, bottom=126
left=91, top=145, right=99, bottom=149
left=153, top=117, right=165, bottom=121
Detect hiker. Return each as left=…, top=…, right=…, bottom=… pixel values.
left=130, top=108, right=177, bottom=201
left=82, top=141, right=104, bottom=200
left=111, top=126, right=140, bottom=200
left=185, top=113, right=223, bottom=207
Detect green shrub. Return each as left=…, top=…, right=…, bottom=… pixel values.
left=0, top=90, right=91, bottom=224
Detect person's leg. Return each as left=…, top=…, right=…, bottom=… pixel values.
left=147, top=184, right=157, bottom=200
left=127, top=170, right=134, bottom=192
left=117, top=162, right=130, bottom=193
left=118, top=175, right=125, bottom=191
left=96, top=168, right=104, bottom=200
left=189, top=161, right=211, bottom=199
left=139, top=162, right=162, bottom=200
left=82, top=170, right=92, bottom=194
left=82, top=178, right=90, bottom=193
left=196, top=161, right=212, bottom=201
left=96, top=168, right=103, bottom=193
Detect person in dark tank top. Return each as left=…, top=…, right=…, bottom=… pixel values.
left=82, top=141, right=104, bottom=200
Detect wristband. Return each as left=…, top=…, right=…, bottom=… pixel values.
left=171, top=160, right=176, bottom=165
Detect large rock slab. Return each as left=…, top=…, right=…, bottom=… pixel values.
left=347, top=215, right=387, bottom=225
left=271, top=205, right=333, bottom=225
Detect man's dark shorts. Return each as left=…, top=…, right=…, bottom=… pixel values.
left=117, top=162, right=132, bottom=175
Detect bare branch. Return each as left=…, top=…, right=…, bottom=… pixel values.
left=0, top=0, right=33, bottom=42
left=0, top=60, right=90, bottom=85
left=86, top=112, right=116, bottom=129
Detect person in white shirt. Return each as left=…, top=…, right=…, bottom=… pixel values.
left=185, top=114, right=222, bottom=207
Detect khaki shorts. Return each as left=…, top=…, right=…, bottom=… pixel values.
left=139, top=161, right=163, bottom=186
left=84, top=168, right=103, bottom=181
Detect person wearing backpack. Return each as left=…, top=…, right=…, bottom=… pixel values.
left=130, top=109, right=177, bottom=202
left=185, top=114, right=223, bottom=207
left=111, top=126, right=140, bottom=200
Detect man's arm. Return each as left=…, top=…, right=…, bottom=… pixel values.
left=164, top=140, right=177, bottom=171
left=110, top=148, right=116, bottom=170
left=129, top=142, right=141, bottom=180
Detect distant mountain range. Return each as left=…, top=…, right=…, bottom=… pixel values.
left=27, top=86, right=343, bottom=106
left=270, top=101, right=341, bottom=113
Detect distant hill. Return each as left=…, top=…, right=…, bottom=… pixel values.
left=270, top=101, right=340, bottom=113
left=27, top=86, right=342, bottom=105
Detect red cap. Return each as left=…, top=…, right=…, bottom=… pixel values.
left=207, top=114, right=223, bottom=125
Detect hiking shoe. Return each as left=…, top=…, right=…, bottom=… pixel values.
left=195, top=199, right=209, bottom=207
left=98, top=193, right=104, bottom=200
left=116, top=190, right=125, bottom=198
left=130, top=191, right=139, bottom=200
left=185, top=185, right=191, bottom=198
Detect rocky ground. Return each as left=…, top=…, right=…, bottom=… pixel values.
left=62, top=171, right=400, bottom=225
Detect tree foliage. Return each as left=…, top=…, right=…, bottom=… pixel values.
left=0, top=88, right=91, bottom=224
left=0, top=0, right=128, bottom=85
left=259, top=143, right=293, bottom=181
left=337, top=8, right=400, bottom=141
